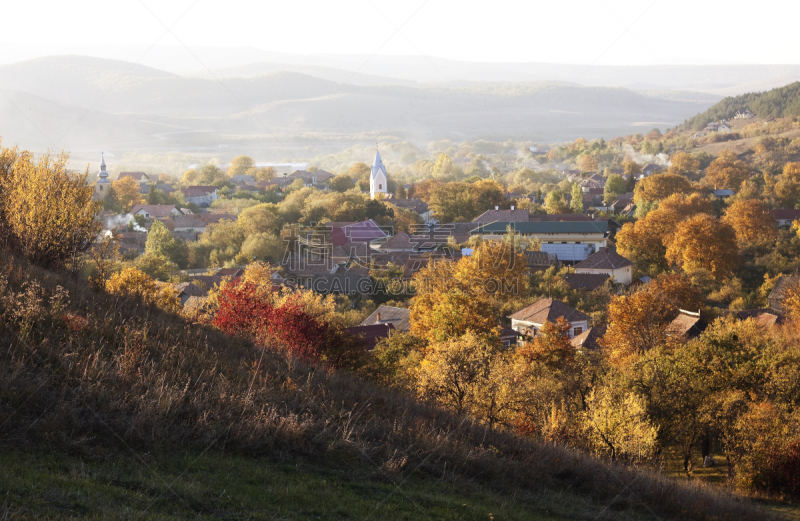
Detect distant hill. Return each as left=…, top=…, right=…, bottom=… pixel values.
left=0, top=55, right=723, bottom=153
left=680, top=81, right=800, bottom=130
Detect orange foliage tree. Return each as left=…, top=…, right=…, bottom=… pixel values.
left=705, top=149, right=749, bottom=191
left=667, top=152, right=700, bottom=177
left=722, top=199, right=778, bottom=245
left=616, top=193, right=714, bottom=274
left=665, top=214, right=739, bottom=279
left=601, top=290, right=677, bottom=362
left=633, top=173, right=694, bottom=205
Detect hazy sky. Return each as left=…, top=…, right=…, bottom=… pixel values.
left=1, top=0, right=799, bottom=66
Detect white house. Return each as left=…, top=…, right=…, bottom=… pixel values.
left=573, top=247, right=634, bottom=285
left=509, top=298, right=590, bottom=339
left=181, top=186, right=219, bottom=207
left=470, top=220, right=609, bottom=262
left=370, top=149, right=388, bottom=200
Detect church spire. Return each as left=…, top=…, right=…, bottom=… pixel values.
left=98, top=152, right=108, bottom=180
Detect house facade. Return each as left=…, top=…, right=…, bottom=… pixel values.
left=573, top=247, right=634, bottom=285
left=470, top=221, right=609, bottom=262
left=509, top=298, right=590, bottom=339
left=181, top=186, right=219, bottom=207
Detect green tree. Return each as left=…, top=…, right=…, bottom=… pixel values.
left=329, top=174, right=355, bottom=193
left=395, top=184, right=407, bottom=199
left=199, top=164, right=223, bottom=185
left=145, top=220, right=177, bottom=260
left=103, top=184, right=122, bottom=213
left=570, top=183, right=584, bottom=213
left=603, top=174, right=627, bottom=203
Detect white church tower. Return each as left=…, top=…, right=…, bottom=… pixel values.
left=369, top=148, right=388, bottom=200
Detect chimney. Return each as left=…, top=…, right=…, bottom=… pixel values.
left=511, top=205, right=515, bottom=211
left=495, top=206, right=499, bottom=210
left=376, top=312, right=381, bottom=322
left=605, top=247, right=609, bottom=253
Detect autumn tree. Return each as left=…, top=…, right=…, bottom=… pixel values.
left=247, top=166, right=276, bottom=182
left=414, top=331, right=520, bottom=426
left=544, top=190, right=568, bottom=214
left=181, top=168, right=198, bottom=184
left=349, top=162, right=370, bottom=185
left=722, top=199, right=778, bottom=246
left=601, top=289, right=677, bottom=362
left=105, top=267, right=180, bottom=312
left=706, top=149, right=749, bottom=191
left=616, top=193, right=713, bottom=274
left=585, top=385, right=658, bottom=462
left=623, top=158, right=642, bottom=179
left=113, top=176, right=143, bottom=212
left=648, top=272, right=704, bottom=311
left=578, top=154, right=598, bottom=173
left=410, top=241, right=526, bottom=343
left=665, top=214, right=738, bottom=279
left=227, top=155, right=254, bottom=178
left=667, top=152, right=700, bottom=177
left=0, top=148, right=102, bottom=270
left=633, top=173, right=693, bottom=205
left=433, top=153, right=459, bottom=178
left=237, top=203, right=281, bottom=236
left=470, top=179, right=505, bottom=214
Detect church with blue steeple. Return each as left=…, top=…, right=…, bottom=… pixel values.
left=369, top=148, right=387, bottom=200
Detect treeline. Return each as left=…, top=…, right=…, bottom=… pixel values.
left=680, top=81, right=800, bottom=130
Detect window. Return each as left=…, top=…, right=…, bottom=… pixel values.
left=379, top=184, right=382, bottom=189
left=573, top=327, right=583, bottom=336
left=99, top=185, right=103, bottom=191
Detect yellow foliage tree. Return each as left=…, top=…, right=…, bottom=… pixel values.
left=414, top=331, right=521, bottom=426
left=105, top=267, right=180, bottom=312
left=0, top=146, right=102, bottom=270
left=665, top=214, right=739, bottom=279
left=722, top=199, right=778, bottom=245
left=113, top=176, right=143, bottom=212
left=181, top=168, right=198, bottom=185
left=585, top=386, right=658, bottom=462
left=633, top=173, right=693, bottom=205
left=227, top=155, right=254, bottom=178
left=667, top=152, right=700, bottom=177
left=706, top=149, right=749, bottom=191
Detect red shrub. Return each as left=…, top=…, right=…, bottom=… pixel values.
left=212, top=280, right=363, bottom=368
left=753, top=440, right=800, bottom=498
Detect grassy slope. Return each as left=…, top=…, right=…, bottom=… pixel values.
left=0, top=449, right=617, bottom=520
left=0, top=253, right=779, bottom=520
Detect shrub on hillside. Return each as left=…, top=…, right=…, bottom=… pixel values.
left=0, top=144, right=101, bottom=270
left=211, top=278, right=364, bottom=369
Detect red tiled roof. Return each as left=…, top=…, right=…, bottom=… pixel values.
left=509, top=298, right=589, bottom=325
left=574, top=248, right=633, bottom=270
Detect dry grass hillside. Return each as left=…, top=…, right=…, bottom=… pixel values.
left=0, top=251, right=780, bottom=520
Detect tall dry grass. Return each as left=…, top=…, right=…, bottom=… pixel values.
left=0, top=252, right=776, bottom=520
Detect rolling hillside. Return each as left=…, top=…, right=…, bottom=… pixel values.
left=680, top=81, right=800, bottom=130
left=0, top=55, right=721, bottom=153
left=0, top=251, right=777, bottom=520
